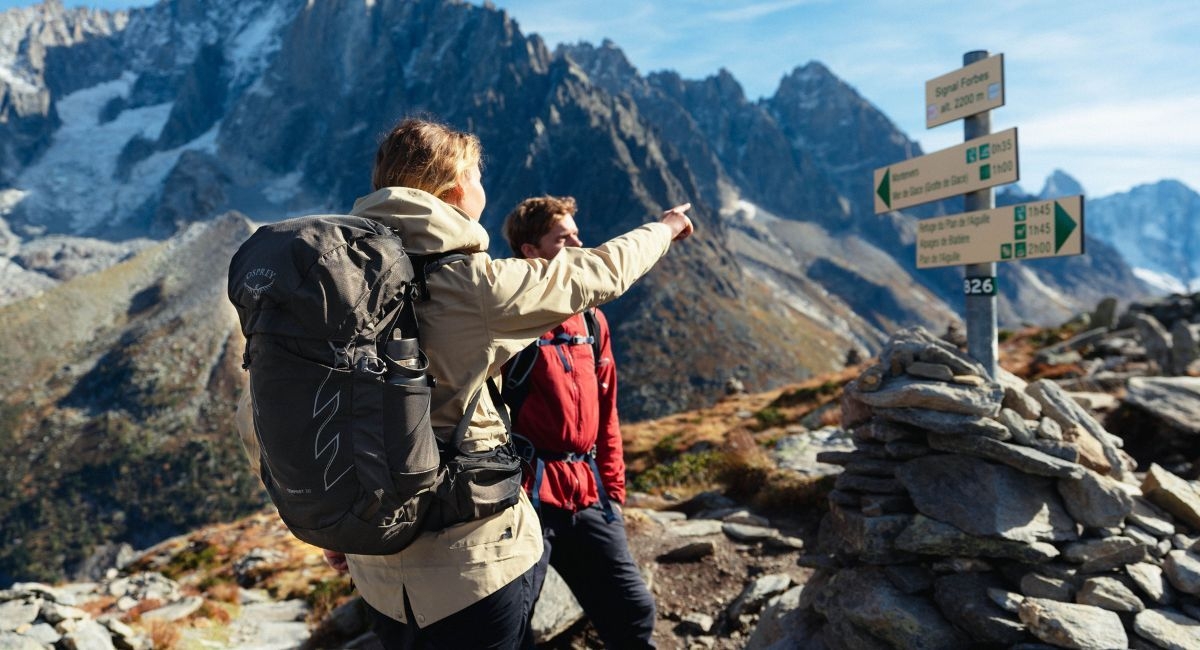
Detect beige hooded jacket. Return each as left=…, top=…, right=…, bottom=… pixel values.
left=237, top=186, right=675, bottom=626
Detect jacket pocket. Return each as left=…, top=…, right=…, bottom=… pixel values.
left=444, top=504, right=517, bottom=550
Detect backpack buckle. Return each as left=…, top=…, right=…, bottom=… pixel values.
left=329, top=342, right=352, bottom=370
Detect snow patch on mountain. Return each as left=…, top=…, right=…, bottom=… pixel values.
left=10, top=70, right=221, bottom=235
left=13, top=73, right=169, bottom=233
left=227, top=0, right=288, bottom=88
left=1133, top=267, right=1200, bottom=295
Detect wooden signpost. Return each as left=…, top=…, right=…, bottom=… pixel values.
left=872, top=51, right=1086, bottom=377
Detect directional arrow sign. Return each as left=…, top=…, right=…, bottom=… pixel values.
left=915, top=195, right=1085, bottom=269
left=925, top=53, right=1005, bottom=128
left=873, top=127, right=1019, bottom=214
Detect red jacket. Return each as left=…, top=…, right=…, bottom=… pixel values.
left=502, top=309, right=625, bottom=512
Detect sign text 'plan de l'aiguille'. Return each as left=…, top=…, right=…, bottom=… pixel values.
left=916, top=195, right=1084, bottom=268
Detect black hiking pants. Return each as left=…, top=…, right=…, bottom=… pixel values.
left=367, top=565, right=536, bottom=649
left=532, top=503, right=657, bottom=648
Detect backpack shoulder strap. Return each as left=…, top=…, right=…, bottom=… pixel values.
left=583, top=308, right=602, bottom=367
left=500, top=342, right=539, bottom=425
left=410, top=251, right=471, bottom=301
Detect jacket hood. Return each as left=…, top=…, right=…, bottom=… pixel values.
left=350, top=187, right=490, bottom=255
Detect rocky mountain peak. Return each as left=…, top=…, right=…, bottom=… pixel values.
left=1088, top=180, right=1200, bottom=293
left=558, top=38, right=640, bottom=90
left=1040, top=169, right=1085, bottom=198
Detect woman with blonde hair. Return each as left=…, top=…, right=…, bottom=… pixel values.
left=318, top=117, right=693, bottom=647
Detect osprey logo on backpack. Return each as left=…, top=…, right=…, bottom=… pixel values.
left=241, top=267, right=277, bottom=299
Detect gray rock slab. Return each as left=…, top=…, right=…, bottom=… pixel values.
left=874, top=407, right=1012, bottom=439
left=26, top=622, right=61, bottom=645
left=1165, top=550, right=1200, bottom=596
left=842, top=457, right=902, bottom=477
left=1127, top=562, right=1176, bottom=605
left=833, top=473, right=902, bottom=494
left=883, top=330, right=987, bottom=377
left=1130, top=497, right=1177, bottom=537
left=814, top=566, right=969, bottom=649
left=1057, top=469, right=1135, bottom=528
left=744, top=586, right=805, bottom=650
left=0, top=598, right=40, bottom=632
left=859, top=494, right=912, bottom=517
left=668, top=520, right=724, bottom=537
left=1081, top=544, right=1150, bottom=573
left=824, top=504, right=913, bottom=564
left=722, top=523, right=780, bottom=544
left=1126, top=377, right=1200, bottom=435
left=40, top=601, right=88, bottom=625
left=657, top=541, right=715, bottom=563
left=849, top=375, right=1003, bottom=416
left=1063, top=536, right=1141, bottom=564
left=1037, top=416, right=1064, bottom=441
left=998, top=407, right=1037, bottom=445
left=1077, top=576, right=1144, bottom=613
left=9, top=583, right=66, bottom=604
left=896, top=515, right=1060, bottom=562
left=1092, top=297, right=1118, bottom=329
left=853, top=419, right=922, bottom=443
left=1021, top=572, right=1076, bottom=601
left=1004, top=384, right=1043, bottom=419
left=241, top=600, right=307, bottom=622
left=773, top=429, right=855, bottom=477
left=883, top=565, right=934, bottom=595
left=883, top=440, right=932, bottom=459
left=1027, top=378, right=1126, bottom=481
left=721, top=510, right=771, bottom=527
left=1133, top=609, right=1200, bottom=650
left=933, top=572, right=1027, bottom=646
left=139, top=596, right=203, bottom=622
left=1143, top=464, right=1200, bottom=531
left=531, top=566, right=584, bottom=644
left=59, top=618, right=117, bottom=650
left=1122, top=524, right=1161, bottom=552
left=1018, top=597, right=1128, bottom=649
left=988, top=588, right=1025, bottom=614
left=0, top=632, right=47, bottom=650
left=905, top=361, right=956, bottom=382
left=763, top=535, right=805, bottom=551
left=678, top=611, right=715, bottom=635
left=896, top=454, right=1079, bottom=543
left=927, top=432, right=1085, bottom=478
left=728, top=574, right=792, bottom=620
left=1135, top=313, right=1173, bottom=371
left=642, top=509, right=687, bottom=526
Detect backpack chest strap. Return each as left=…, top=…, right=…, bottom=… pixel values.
left=537, top=332, right=595, bottom=347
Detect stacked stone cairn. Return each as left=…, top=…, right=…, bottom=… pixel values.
left=796, top=326, right=1200, bottom=649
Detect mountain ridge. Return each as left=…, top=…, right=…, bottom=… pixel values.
left=0, top=0, right=1167, bottom=584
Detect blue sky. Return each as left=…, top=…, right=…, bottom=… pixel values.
left=5, top=0, right=1198, bottom=197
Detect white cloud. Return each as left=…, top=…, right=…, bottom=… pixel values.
left=706, top=0, right=814, bottom=22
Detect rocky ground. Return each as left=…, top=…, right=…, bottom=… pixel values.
left=8, top=293, right=1200, bottom=649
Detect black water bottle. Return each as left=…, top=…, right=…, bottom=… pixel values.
left=384, top=336, right=430, bottom=387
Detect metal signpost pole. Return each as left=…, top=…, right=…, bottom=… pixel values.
left=961, top=49, right=998, bottom=379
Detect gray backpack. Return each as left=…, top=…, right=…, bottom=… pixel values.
left=227, top=215, right=520, bottom=555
